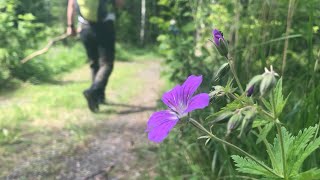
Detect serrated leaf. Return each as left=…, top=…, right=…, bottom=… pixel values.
left=267, top=125, right=320, bottom=177
left=291, top=168, right=320, bottom=180
left=272, top=78, right=289, bottom=116
left=287, top=126, right=318, bottom=175
left=256, top=122, right=274, bottom=144
left=291, top=126, right=320, bottom=176
left=231, top=155, right=278, bottom=178
left=268, top=126, right=295, bottom=175
left=261, top=97, right=273, bottom=113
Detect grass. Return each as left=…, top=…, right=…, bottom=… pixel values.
left=116, top=43, right=161, bottom=62
left=0, top=42, right=160, bottom=177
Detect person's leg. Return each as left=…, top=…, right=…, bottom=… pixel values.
left=80, top=23, right=100, bottom=112
left=90, top=20, right=115, bottom=104
left=79, top=24, right=99, bottom=81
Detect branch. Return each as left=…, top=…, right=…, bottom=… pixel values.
left=21, top=33, right=71, bottom=64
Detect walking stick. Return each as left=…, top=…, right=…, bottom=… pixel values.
left=21, top=33, right=71, bottom=64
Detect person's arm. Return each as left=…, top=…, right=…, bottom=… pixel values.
left=67, top=0, right=76, bottom=35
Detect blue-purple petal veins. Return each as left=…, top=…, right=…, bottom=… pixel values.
left=146, top=75, right=210, bottom=143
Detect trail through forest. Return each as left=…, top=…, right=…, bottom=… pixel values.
left=2, top=59, right=162, bottom=180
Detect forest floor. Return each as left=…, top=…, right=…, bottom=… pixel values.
left=0, top=59, right=163, bottom=179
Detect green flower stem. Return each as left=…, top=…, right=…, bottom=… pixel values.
left=259, top=108, right=275, bottom=120
left=276, top=123, right=287, bottom=179
left=189, top=118, right=282, bottom=179
left=271, top=91, right=287, bottom=180
left=226, top=57, right=244, bottom=94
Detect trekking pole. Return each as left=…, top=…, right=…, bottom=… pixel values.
left=21, top=33, right=71, bottom=64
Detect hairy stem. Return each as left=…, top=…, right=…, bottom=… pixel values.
left=276, top=123, right=287, bottom=179
left=271, top=91, right=287, bottom=179
left=189, top=118, right=282, bottom=178
left=227, top=57, right=244, bottom=93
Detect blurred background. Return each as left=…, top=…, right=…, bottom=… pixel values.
left=0, top=0, right=319, bottom=179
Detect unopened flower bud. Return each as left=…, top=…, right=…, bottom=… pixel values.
left=209, top=85, right=226, bottom=98
left=238, top=107, right=257, bottom=137
left=227, top=111, right=243, bottom=135
left=212, top=29, right=228, bottom=58
left=246, top=75, right=263, bottom=97
left=211, top=111, right=233, bottom=124
left=247, top=85, right=254, bottom=97
left=260, top=65, right=279, bottom=96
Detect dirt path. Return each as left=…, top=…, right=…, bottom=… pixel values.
left=57, top=61, right=161, bottom=180
left=6, top=60, right=162, bottom=180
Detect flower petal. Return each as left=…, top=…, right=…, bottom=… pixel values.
left=212, top=29, right=223, bottom=45
left=162, top=75, right=203, bottom=115
left=162, top=85, right=182, bottom=112
left=184, top=93, right=210, bottom=113
left=181, top=75, right=203, bottom=103
left=146, top=110, right=179, bottom=143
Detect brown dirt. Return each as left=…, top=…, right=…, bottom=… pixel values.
left=6, top=60, right=162, bottom=180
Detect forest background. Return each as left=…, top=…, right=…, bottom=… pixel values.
left=0, top=0, right=319, bottom=179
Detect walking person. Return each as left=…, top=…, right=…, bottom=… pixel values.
left=67, top=0, right=124, bottom=112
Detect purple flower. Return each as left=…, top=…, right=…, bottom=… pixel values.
left=212, top=29, right=224, bottom=46
left=212, top=29, right=228, bottom=58
left=146, top=75, right=210, bottom=143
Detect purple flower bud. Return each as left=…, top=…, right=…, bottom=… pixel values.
left=212, top=29, right=228, bottom=58
left=212, top=29, right=224, bottom=46
left=247, top=85, right=254, bottom=97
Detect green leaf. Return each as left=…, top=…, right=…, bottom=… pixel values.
left=231, top=155, right=278, bottom=178
left=272, top=78, right=289, bottom=117
left=266, top=126, right=295, bottom=175
left=266, top=125, right=320, bottom=177
left=291, top=126, right=320, bottom=176
left=291, top=169, right=320, bottom=180
left=261, top=97, right=272, bottom=113
left=256, top=122, right=273, bottom=144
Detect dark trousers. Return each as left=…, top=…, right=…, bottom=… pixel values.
left=80, top=20, right=115, bottom=100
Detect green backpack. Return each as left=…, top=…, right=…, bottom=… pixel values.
left=76, top=0, right=115, bottom=22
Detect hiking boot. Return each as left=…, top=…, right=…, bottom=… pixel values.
left=83, top=89, right=99, bottom=112
left=98, top=98, right=107, bottom=104
left=97, top=93, right=108, bottom=105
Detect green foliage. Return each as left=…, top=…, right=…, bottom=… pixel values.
left=155, top=0, right=320, bottom=178
left=0, top=0, right=59, bottom=84
left=271, top=78, right=289, bottom=118
left=232, top=155, right=278, bottom=178
left=232, top=125, right=320, bottom=179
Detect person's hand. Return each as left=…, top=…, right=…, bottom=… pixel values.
left=67, top=26, right=76, bottom=36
